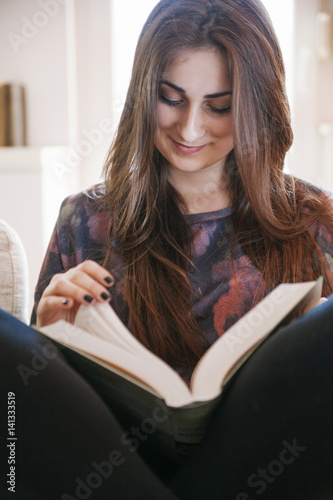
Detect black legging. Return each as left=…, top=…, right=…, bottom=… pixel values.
left=1, top=297, right=333, bottom=500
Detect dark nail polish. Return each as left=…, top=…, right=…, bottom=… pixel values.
left=62, top=299, right=69, bottom=305
left=104, top=276, right=113, bottom=284
left=84, top=295, right=93, bottom=303
left=101, top=292, right=110, bottom=301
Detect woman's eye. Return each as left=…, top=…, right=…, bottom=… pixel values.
left=159, top=95, right=182, bottom=107
left=210, top=105, right=231, bottom=116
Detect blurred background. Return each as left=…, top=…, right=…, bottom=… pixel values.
left=0, top=0, right=332, bottom=311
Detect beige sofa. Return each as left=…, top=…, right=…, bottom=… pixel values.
left=0, top=219, right=29, bottom=323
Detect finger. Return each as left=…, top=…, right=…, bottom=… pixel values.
left=67, top=270, right=112, bottom=303
left=36, top=295, right=76, bottom=327
left=38, top=295, right=74, bottom=312
left=76, top=260, right=115, bottom=288
left=48, top=272, right=111, bottom=305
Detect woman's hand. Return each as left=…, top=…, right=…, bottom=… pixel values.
left=36, top=260, right=114, bottom=327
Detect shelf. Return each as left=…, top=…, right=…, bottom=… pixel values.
left=0, top=146, right=69, bottom=170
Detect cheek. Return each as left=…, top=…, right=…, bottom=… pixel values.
left=213, top=117, right=234, bottom=154
left=154, top=109, right=168, bottom=151
left=156, top=104, right=175, bottom=131
left=211, top=116, right=233, bottom=139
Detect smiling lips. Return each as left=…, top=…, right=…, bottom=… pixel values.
left=172, top=138, right=207, bottom=155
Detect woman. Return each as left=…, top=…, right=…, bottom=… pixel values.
left=33, top=0, right=333, bottom=368
left=2, top=0, right=333, bottom=498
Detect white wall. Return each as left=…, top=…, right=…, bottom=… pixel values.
left=0, top=0, right=69, bottom=145
left=290, top=0, right=333, bottom=189
left=0, top=0, right=114, bottom=186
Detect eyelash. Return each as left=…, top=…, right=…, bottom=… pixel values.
left=159, top=95, right=231, bottom=115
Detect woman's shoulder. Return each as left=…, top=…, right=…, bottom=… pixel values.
left=292, top=175, right=331, bottom=197
left=59, top=183, right=106, bottom=212
left=56, top=183, right=112, bottom=242
left=57, top=183, right=107, bottom=222
left=290, top=176, right=333, bottom=215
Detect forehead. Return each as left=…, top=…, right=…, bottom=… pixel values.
left=162, top=48, right=231, bottom=93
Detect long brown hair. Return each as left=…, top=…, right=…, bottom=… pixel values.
left=103, top=0, right=333, bottom=366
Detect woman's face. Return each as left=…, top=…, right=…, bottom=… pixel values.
left=155, top=48, right=234, bottom=177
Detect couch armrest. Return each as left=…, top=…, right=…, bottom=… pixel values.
left=0, top=219, right=29, bottom=323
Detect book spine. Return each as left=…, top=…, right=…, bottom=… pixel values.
left=0, top=84, right=26, bottom=146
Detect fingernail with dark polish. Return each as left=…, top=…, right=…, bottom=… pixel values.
left=62, top=299, right=69, bottom=305
left=101, top=292, right=110, bottom=301
left=84, top=295, right=94, bottom=303
left=104, top=276, right=113, bottom=284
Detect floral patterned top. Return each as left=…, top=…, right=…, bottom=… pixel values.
left=32, top=184, right=333, bottom=381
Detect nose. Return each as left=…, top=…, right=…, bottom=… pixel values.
left=177, top=105, right=206, bottom=144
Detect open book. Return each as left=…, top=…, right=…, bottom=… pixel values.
left=38, top=278, right=322, bottom=461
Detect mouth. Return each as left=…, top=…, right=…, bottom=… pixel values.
left=171, top=139, right=207, bottom=155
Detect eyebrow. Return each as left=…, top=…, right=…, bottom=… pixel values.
left=160, top=80, right=232, bottom=99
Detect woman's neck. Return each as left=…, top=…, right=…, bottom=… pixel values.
left=167, top=163, right=231, bottom=214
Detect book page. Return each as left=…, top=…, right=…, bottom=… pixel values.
left=75, top=302, right=158, bottom=359
left=190, top=279, right=322, bottom=400
left=39, top=320, right=194, bottom=407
